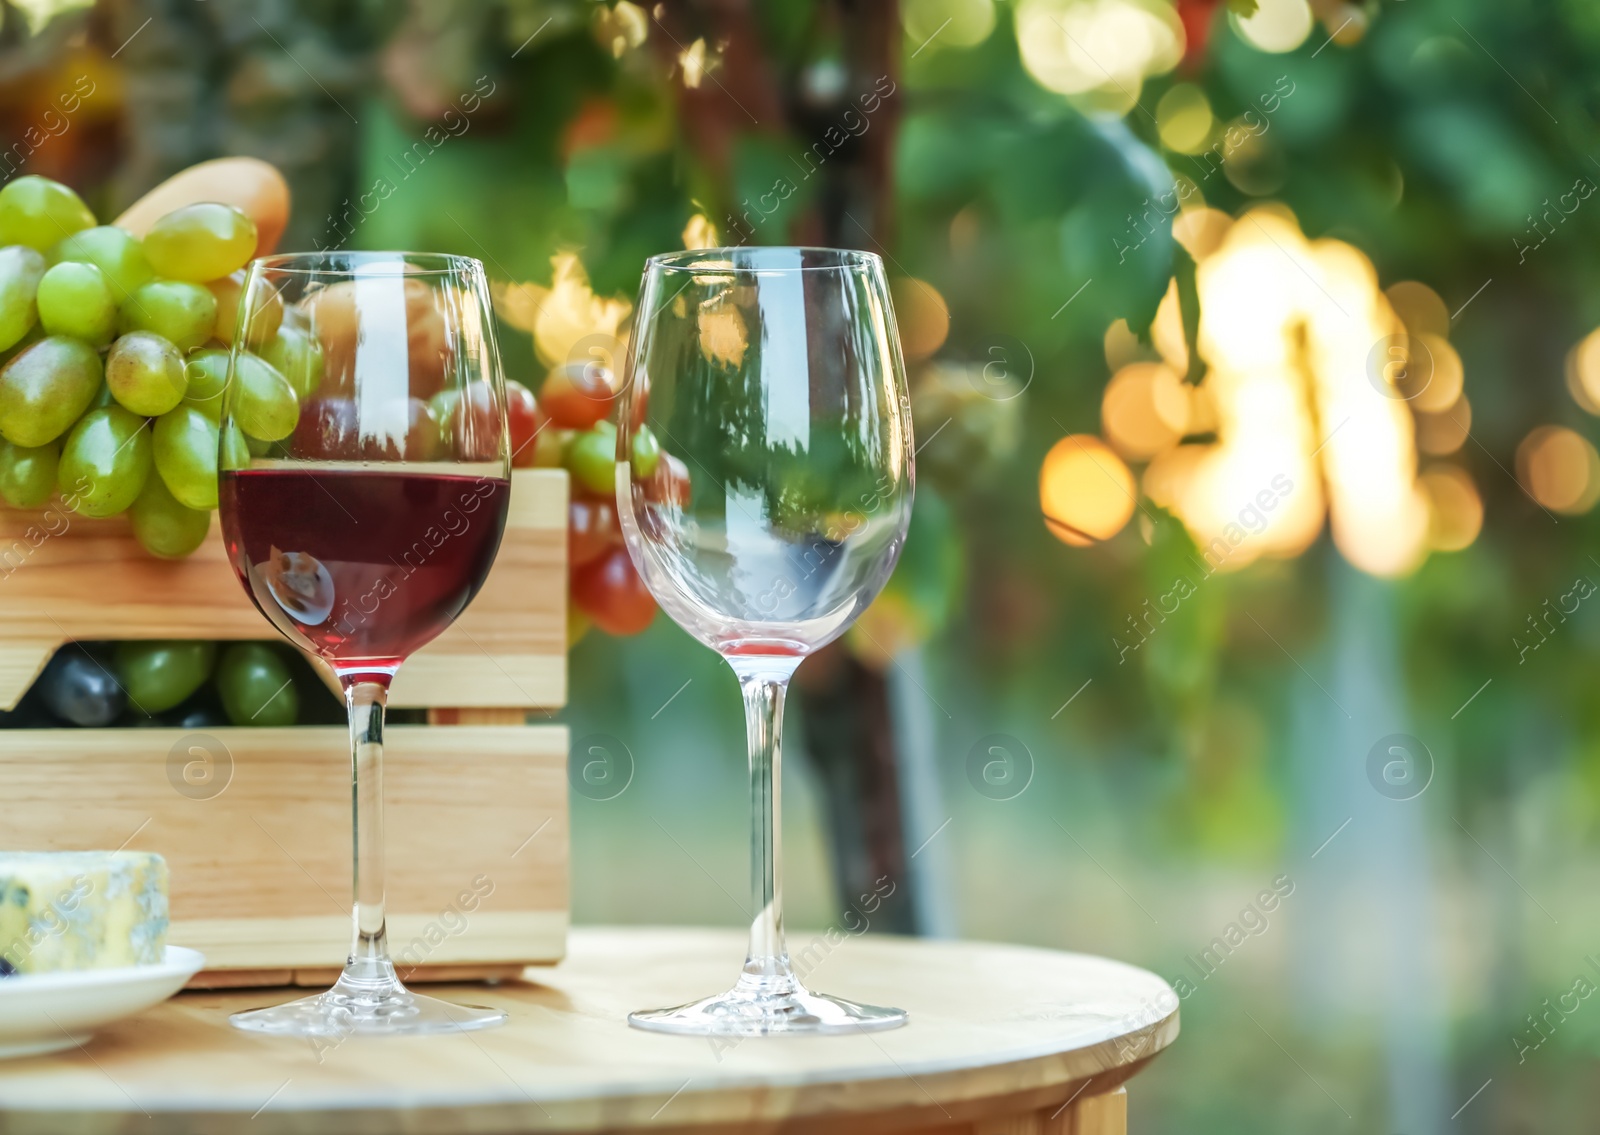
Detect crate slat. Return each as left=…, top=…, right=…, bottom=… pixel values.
left=0, top=468, right=569, bottom=711
left=2, top=723, right=569, bottom=977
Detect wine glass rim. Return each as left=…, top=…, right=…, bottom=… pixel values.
left=247, top=251, right=486, bottom=277
left=645, top=246, right=884, bottom=274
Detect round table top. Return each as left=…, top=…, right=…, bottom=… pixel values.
left=0, top=926, right=1180, bottom=1134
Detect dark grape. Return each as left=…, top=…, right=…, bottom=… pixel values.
left=37, top=647, right=126, bottom=727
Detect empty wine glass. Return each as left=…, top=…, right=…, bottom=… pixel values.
left=615, top=247, right=914, bottom=1035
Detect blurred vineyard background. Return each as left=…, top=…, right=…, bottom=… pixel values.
left=7, top=0, right=1600, bottom=1129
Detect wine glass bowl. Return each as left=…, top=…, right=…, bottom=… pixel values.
left=218, top=252, right=511, bottom=1037
left=616, top=246, right=915, bottom=1036
left=617, top=247, right=914, bottom=659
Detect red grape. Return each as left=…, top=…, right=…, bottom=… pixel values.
left=506, top=380, right=543, bottom=467
left=642, top=452, right=690, bottom=507
left=540, top=361, right=614, bottom=429
left=571, top=546, right=655, bottom=635
left=569, top=496, right=619, bottom=569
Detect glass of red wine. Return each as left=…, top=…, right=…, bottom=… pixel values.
left=615, top=247, right=915, bottom=1035
left=218, top=252, right=511, bottom=1037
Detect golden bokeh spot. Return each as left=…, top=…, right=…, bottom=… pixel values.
left=679, top=37, right=708, bottom=88
left=1328, top=4, right=1368, bottom=46
left=1415, top=397, right=1470, bottom=456
left=1172, top=207, right=1232, bottom=262
left=1015, top=0, right=1184, bottom=102
left=1517, top=426, right=1600, bottom=515
left=1420, top=464, right=1482, bottom=552
left=1103, top=318, right=1152, bottom=372
left=534, top=252, right=631, bottom=369
left=1040, top=435, right=1137, bottom=546
left=698, top=304, right=749, bottom=369
left=593, top=1, right=648, bottom=57
left=490, top=279, right=549, bottom=334
left=1385, top=280, right=1450, bottom=339
left=682, top=214, right=720, bottom=250
left=1232, top=0, right=1314, bottom=53
left=1157, top=84, right=1214, bottom=154
left=890, top=277, right=951, bottom=362
left=1151, top=278, right=1189, bottom=373
left=1565, top=327, right=1600, bottom=415
left=1102, top=361, right=1189, bottom=459
left=1408, top=333, right=1463, bottom=413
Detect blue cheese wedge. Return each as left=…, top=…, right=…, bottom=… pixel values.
left=0, top=851, right=169, bottom=976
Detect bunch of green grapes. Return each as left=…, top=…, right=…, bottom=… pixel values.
left=0, top=176, right=313, bottom=558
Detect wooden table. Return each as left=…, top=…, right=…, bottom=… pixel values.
left=0, top=927, right=1180, bottom=1135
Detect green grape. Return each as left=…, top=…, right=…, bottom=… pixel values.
left=142, top=203, right=258, bottom=283
left=88, top=380, right=116, bottom=410
left=217, top=643, right=297, bottom=726
left=210, top=272, right=282, bottom=349
left=219, top=421, right=253, bottom=470
left=152, top=405, right=218, bottom=510
left=630, top=423, right=661, bottom=480
left=37, top=261, right=116, bottom=346
left=260, top=326, right=324, bottom=399
left=106, top=331, right=186, bottom=416
left=120, top=279, right=216, bottom=352
left=49, top=226, right=152, bottom=302
left=0, top=438, right=59, bottom=507
left=129, top=473, right=209, bottom=559
left=230, top=352, right=298, bottom=441
left=0, top=336, right=102, bottom=447
left=564, top=422, right=618, bottom=496
left=0, top=245, right=47, bottom=352
left=183, top=349, right=230, bottom=422
left=114, top=641, right=215, bottom=712
left=0, top=177, right=95, bottom=251
left=58, top=405, right=151, bottom=517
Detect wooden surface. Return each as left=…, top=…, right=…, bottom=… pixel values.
left=0, top=467, right=568, bottom=710
left=0, top=927, right=1179, bottom=1135
left=3, top=724, right=570, bottom=977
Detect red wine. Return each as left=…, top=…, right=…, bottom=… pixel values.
left=220, top=468, right=509, bottom=685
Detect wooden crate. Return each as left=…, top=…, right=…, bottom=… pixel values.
left=0, top=468, right=570, bottom=986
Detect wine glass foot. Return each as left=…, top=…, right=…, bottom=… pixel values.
left=230, top=973, right=506, bottom=1038
left=628, top=984, right=907, bottom=1037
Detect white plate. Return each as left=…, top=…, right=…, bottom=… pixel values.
left=0, top=946, right=204, bottom=1060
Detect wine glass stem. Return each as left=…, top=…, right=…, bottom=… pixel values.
left=344, top=679, right=394, bottom=984
left=732, top=657, right=802, bottom=994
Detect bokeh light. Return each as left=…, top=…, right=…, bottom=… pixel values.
left=1102, top=361, right=1189, bottom=458
left=1517, top=426, right=1600, bottom=515
left=1404, top=333, right=1464, bottom=413
left=1134, top=206, right=1431, bottom=576
left=1385, top=280, right=1450, bottom=339
left=1151, top=279, right=1189, bottom=373
left=1231, top=0, right=1314, bottom=53
left=891, top=277, right=951, bottom=362
left=1565, top=327, right=1600, bottom=415
left=1172, top=207, right=1232, bottom=261
left=1157, top=84, right=1214, bottom=153
left=1415, top=397, right=1470, bottom=456
left=1420, top=464, right=1483, bottom=552
left=903, top=0, right=997, bottom=50
left=1040, top=435, right=1137, bottom=545
left=1015, top=0, right=1184, bottom=110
